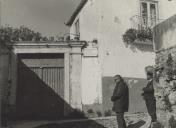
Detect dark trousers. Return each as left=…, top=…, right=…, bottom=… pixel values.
left=1, top=115, right=8, bottom=127
left=145, top=99, right=157, bottom=122
left=1, top=103, right=8, bottom=127
left=116, top=112, right=126, bottom=128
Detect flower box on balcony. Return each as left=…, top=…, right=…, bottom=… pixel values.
left=123, top=28, right=153, bottom=46
left=133, top=39, right=153, bottom=46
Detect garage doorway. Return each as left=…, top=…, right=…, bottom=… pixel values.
left=16, top=53, right=65, bottom=119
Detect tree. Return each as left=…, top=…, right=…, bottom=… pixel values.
left=0, top=25, right=46, bottom=43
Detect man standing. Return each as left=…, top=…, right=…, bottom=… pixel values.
left=142, top=66, right=157, bottom=122
left=111, top=75, right=129, bottom=128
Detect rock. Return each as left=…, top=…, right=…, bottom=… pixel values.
left=169, top=91, right=176, bottom=105
left=151, top=122, right=164, bottom=128
left=140, top=115, right=151, bottom=128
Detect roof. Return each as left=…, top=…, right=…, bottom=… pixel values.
left=66, top=0, right=88, bottom=26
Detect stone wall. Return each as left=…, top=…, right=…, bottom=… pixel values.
left=154, top=47, right=176, bottom=127
left=154, top=15, right=176, bottom=128
left=156, top=46, right=176, bottom=65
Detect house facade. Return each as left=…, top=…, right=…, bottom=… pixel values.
left=67, top=0, right=176, bottom=113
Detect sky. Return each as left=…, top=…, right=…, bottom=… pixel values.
left=1, top=0, right=81, bottom=36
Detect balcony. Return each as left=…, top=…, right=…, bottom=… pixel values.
left=122, top=15, right=165, bottom=48
left=130, top=15, right=164, bottom=30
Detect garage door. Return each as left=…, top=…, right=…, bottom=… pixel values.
left=16, top=53, right=64, bottom=119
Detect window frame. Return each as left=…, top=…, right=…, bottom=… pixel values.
left=140, top=0, right=159, bottom=27
left=74, top=19, right=80, bottom=37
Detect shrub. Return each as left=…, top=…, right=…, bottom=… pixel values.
left=104, top=110, right=112, bottom=117
left=0, top=25, right=44, bottom=43
left=169, top=115, right=176, bottom=128
left=87, top=109, right=94, bottom=114
left=96, top=111, right=102, bottom=117
left=122, top=28, right=137, bottom=44
left=68, top=109, right=85, bottom=119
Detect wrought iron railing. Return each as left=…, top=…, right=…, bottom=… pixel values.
left=130, top=15, right=164, bottom=30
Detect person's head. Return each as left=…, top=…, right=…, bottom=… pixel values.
left=114, top=75, right=123, bottom=84
left=145, top=66, right=154, bottom=80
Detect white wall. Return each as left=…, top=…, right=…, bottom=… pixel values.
left=70, top=0, right=176, bottom=104
left=154, top=15, right=176, bottom=51
left=81, top=56, right=102, bottom=104
left=159, top=0, right=176, bottom=20
left=162, top=25, right=176, bottom=50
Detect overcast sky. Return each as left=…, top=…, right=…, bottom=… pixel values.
left=1, top=0, right=81, bottom=36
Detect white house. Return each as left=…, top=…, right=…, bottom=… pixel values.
left=66, top=0, right=176, bottom=113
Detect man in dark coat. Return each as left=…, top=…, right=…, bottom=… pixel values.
left=111, top=75, right=129, bottom=128
left=142, top=66, right=157, bottom=122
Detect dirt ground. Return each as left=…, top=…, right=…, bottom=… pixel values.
left=4, top=113, right=151, bottom=128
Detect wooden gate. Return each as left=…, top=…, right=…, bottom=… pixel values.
left=16, top=54, right=65, bottom=119
left=30, top=67, right=64, bottom=96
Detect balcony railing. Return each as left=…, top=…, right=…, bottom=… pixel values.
left=130, top=15, right=164, bottom=30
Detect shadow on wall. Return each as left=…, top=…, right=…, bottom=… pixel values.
left=1, top=54, right=106, bottom=128
left=125, top=43, right=154, bottom=53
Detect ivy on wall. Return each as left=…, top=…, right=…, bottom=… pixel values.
left=122, top=28, right=153, bottom=44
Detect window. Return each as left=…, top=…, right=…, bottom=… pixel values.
left=75, top=19, right=80, bottom=37
left=140, top=0, right=158, bottom=27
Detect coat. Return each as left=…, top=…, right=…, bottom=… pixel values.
left=142, top=79, right=156, bottom=116
left=111, top=80, right=129, bottom=113
left=142, top=80, right=155, bottom=100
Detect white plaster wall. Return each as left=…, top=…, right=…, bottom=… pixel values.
left=159, top=0, right=176, bottom=20
left=162, top=25, right=176, bottom=49
left=70, top=0, right=176, bottom=104
left=153, top=1, right=176, bottom=50
left=154, top=15, right=176, bottom=51
left=81, top=57, right=102, bottom=104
